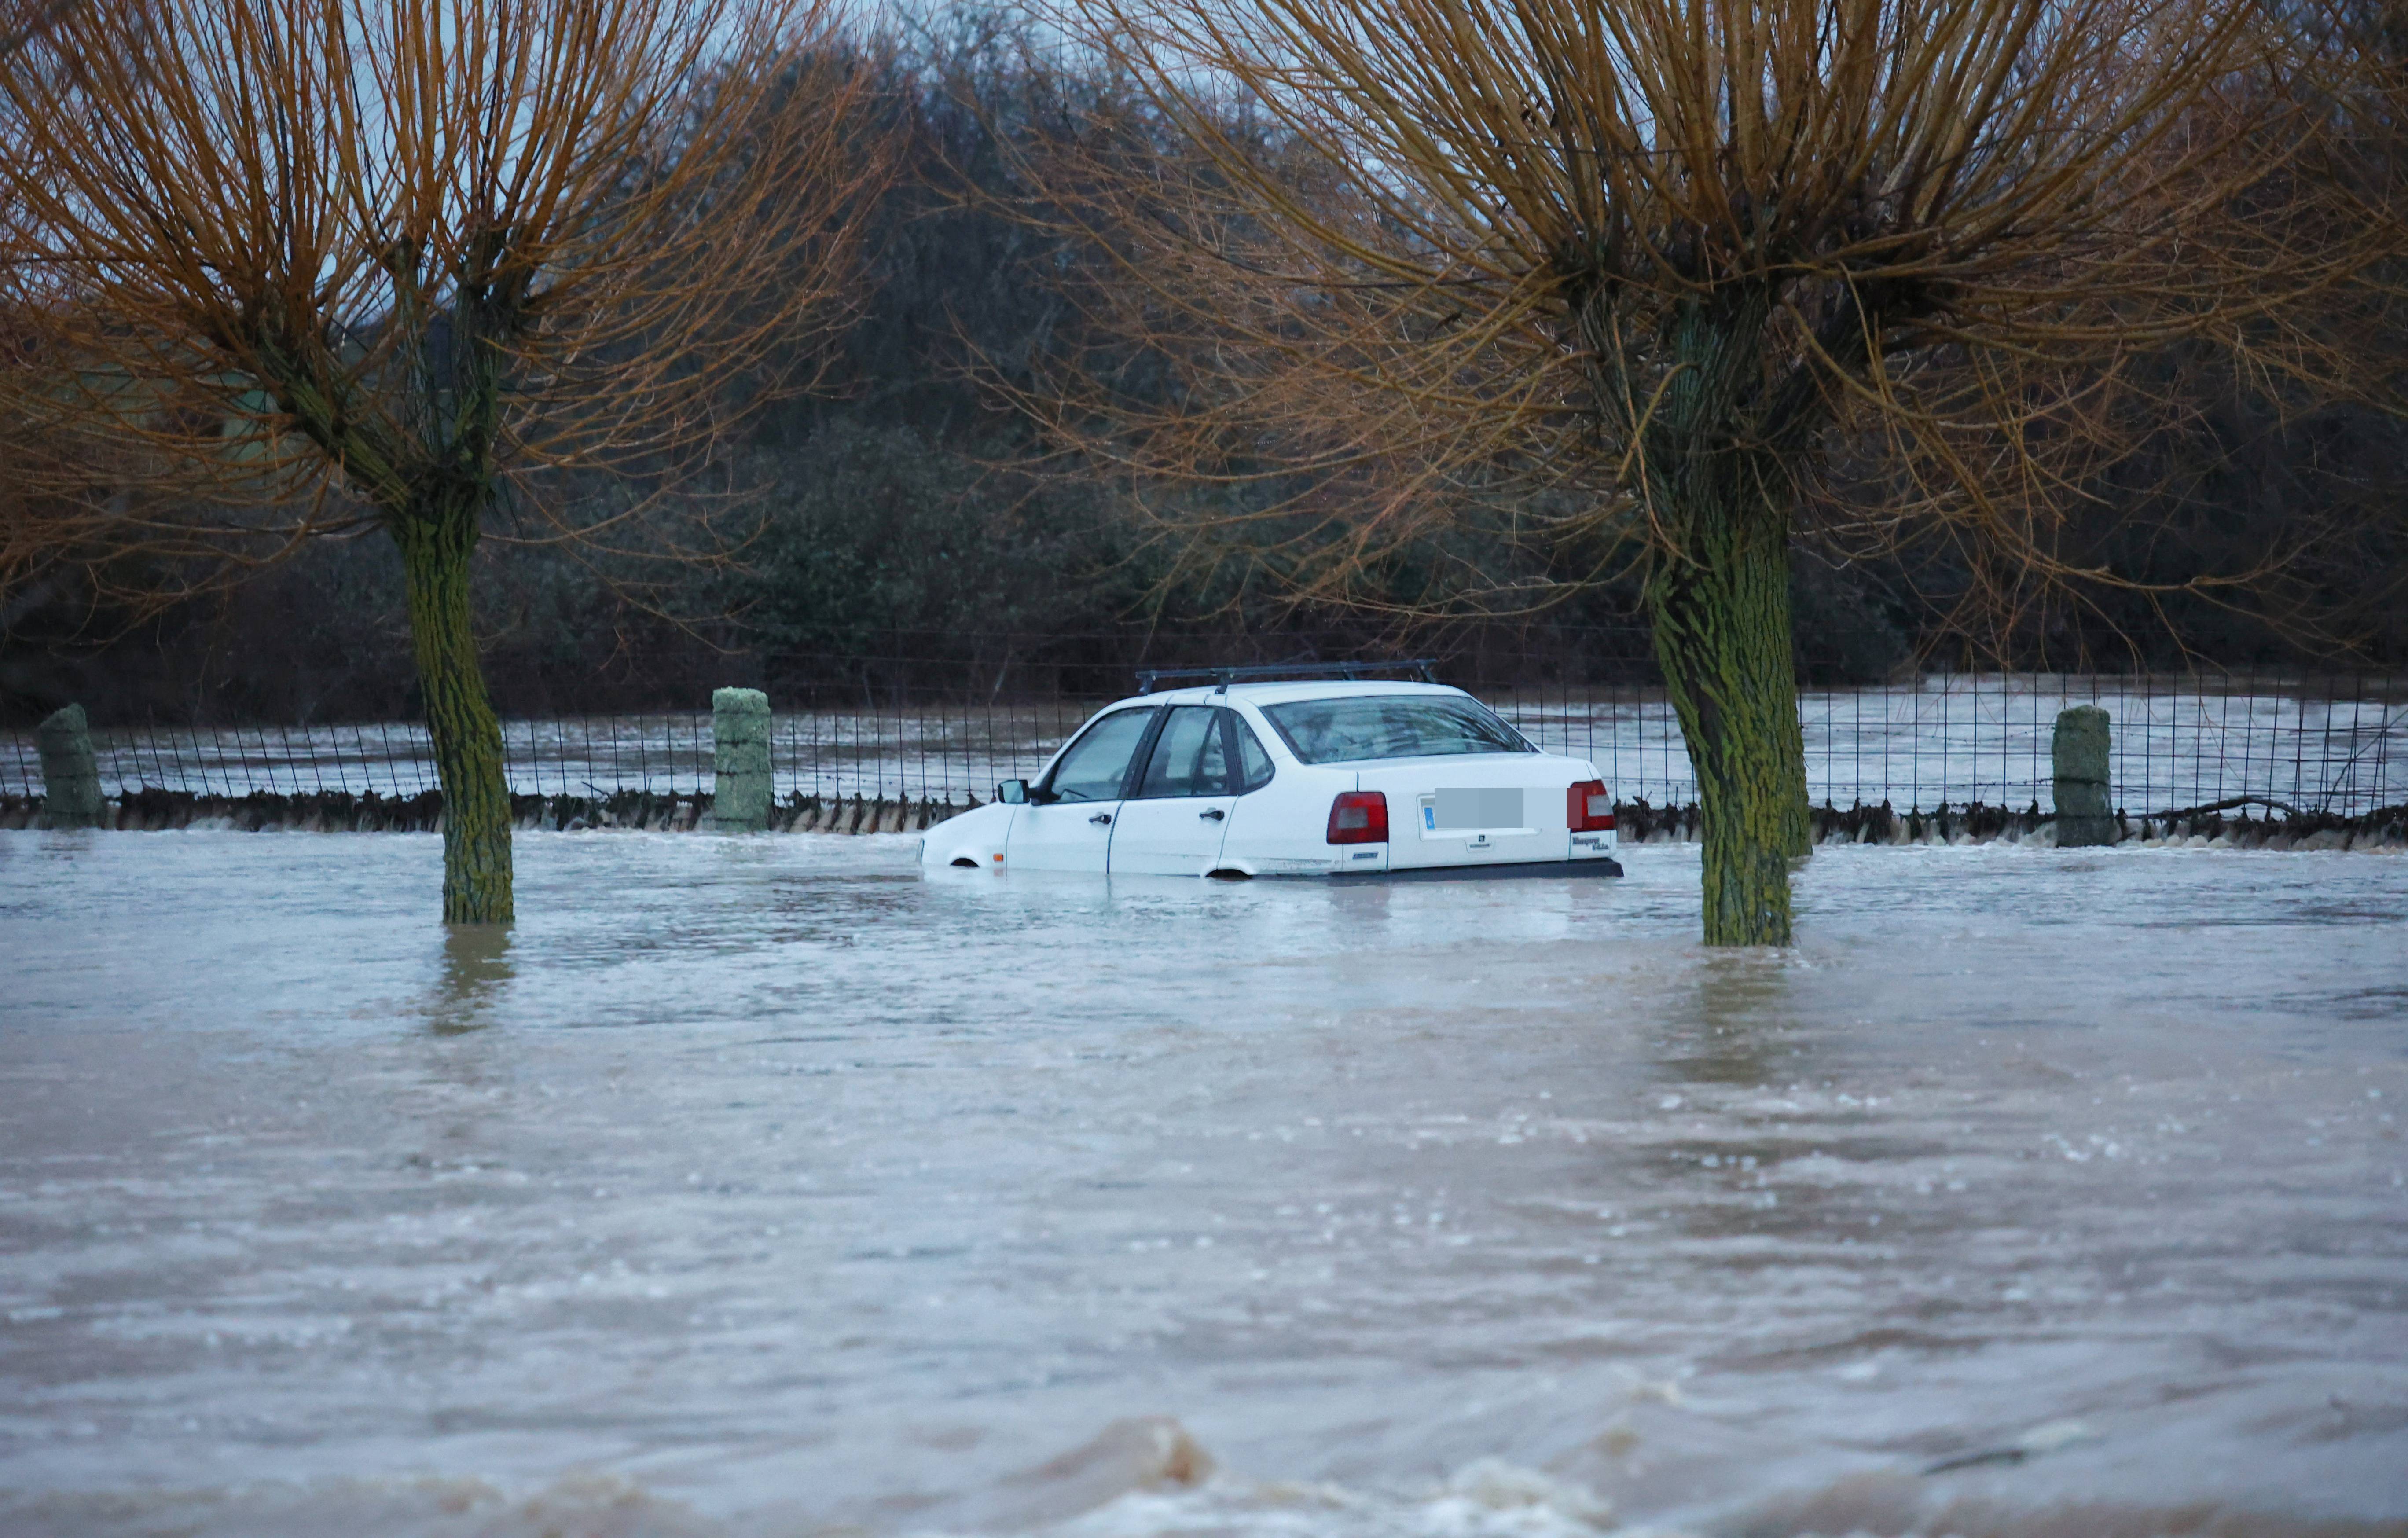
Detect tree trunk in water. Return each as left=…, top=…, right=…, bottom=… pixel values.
left=394, top=509, right=513, bottom=925
left=1647, top=495, right=1808, bottom=946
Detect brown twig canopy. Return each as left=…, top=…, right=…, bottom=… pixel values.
left=1019, top=0, right=2391, bottom=638
left=0, top=0, right=884, bottom=587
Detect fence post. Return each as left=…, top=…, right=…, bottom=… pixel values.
left=2052, top=705, right=2115, bottom=847
left=35, top=703, right=108, bottom=830
left=711, top=687, right=772, bottom=833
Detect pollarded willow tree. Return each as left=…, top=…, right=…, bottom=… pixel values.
left=0, top=0, right=881, bottom=922
left=1046, top=0, right=2366, bottom=943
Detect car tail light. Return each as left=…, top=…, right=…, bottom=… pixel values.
left=1326, top=790, right=1388, bottom=844
left=1567, top=779, right=1616, bottom=832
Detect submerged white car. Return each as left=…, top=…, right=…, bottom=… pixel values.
left=920, top=669, right=1622, bottom=880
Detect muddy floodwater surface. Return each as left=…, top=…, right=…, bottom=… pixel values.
left=0, top=830, right=2403, bottom=1538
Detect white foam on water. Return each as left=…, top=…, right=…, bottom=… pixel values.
left=981, top=1457, right=1626, bottom=1538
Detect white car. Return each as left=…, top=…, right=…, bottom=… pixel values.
left=919, top=670, right=1622, bottom=880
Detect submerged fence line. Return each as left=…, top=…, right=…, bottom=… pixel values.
left=4, top=670, right=2405, bottom=823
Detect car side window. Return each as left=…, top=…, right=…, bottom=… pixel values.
left=1134, top=705, right=1233, bottom=798
left=1044, top=709, right=1155, bottom=802
left=1228, top=711, right=1275, bottom=792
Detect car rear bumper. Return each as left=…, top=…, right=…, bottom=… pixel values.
left=1324, top=856, right=1624, bottom=882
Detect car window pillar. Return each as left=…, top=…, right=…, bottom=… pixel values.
left=1116, top=707, right=1171, bottom=800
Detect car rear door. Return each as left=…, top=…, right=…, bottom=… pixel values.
left=1006, top=707, right=1156, bottom=873
left=1108, top=705, right=1239, bottom=875
left=1215, top=708, right=1371, bottom=874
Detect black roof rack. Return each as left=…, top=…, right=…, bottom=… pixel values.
left=1134, top=658, right=1441, bottom=694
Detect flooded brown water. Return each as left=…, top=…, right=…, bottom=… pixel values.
left=0, top=830, right=2402, bottom=1536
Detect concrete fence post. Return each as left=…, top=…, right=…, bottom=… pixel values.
left=35, top=703, right=108, bottom=830
left=2051, top=705, right=2115, bottom=847
left=711, top=687, right=772, bottom=833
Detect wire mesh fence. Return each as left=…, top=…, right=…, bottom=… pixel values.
left=5, top=669, right=2404, bottom=818
left=1497, top=672, right=2408, bottom=816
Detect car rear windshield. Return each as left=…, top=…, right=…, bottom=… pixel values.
left=1261, top=696, right=1532, bottom=764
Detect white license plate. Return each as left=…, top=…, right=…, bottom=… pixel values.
left=1424, top=788, right=1524, bottom=832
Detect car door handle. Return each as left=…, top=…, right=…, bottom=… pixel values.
left=1089, top=812, right=1112, bottom=825
left=1199, top=808, right=1226, bottom=821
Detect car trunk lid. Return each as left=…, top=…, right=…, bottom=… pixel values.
left=1351, top=754, right=1582, bottom=870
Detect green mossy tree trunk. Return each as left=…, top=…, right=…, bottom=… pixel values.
left=1646, top=497, right=1808, bottom=946
left=1586, top=288, right=1817, bottom=946
left=393, top=502, right=513, bottom=925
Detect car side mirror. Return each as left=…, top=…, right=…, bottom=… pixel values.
left=997, top=778, right=1028, bottom=805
